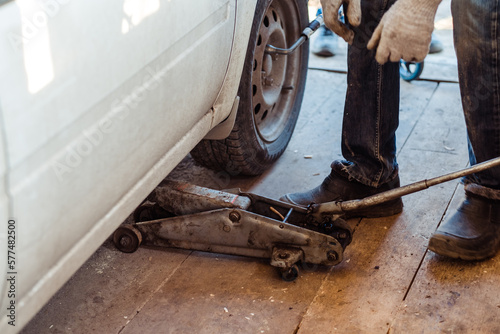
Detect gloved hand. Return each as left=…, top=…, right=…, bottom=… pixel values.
left=320, top=0, right=361, bottom=44
left=367, top=0, right=442, bottom=64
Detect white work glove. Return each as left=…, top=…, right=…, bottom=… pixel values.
left=367, top=0, right=442, bottom=64
left=320, top=0, right=361, bottom=44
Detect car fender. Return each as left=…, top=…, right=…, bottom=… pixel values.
left=204, top=0, right=258, bottom=140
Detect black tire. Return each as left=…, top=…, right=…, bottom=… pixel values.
left=191, top=0, right=309, bottom=176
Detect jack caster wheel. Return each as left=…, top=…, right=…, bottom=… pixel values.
left=113, top=225, right=142, bottom=253
left=280, top=264, right=300, bottom=282
left=133, top=202, right=157, bottom=222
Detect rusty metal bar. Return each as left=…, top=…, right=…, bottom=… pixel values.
left=153, top=179, right=251, bottom=216
left=312, top=156, right=500, bottom=216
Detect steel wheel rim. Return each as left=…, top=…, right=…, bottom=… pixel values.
left=252, top=2, right=302, bottom=143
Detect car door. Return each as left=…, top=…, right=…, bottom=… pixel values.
left=0, top=0, right=236, bottom=330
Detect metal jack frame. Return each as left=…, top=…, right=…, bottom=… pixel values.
left=114, top=179, right=351, bottom=282
left=113, top=157, right=500, bottom=281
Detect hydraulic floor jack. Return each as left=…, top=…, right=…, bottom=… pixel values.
left=113, top=157, right=500, bottom=281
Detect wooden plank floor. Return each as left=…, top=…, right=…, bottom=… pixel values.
left=23, top=3, right=500, bottom=333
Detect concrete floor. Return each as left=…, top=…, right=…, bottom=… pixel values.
left=22, top=2, right=500, bottom=333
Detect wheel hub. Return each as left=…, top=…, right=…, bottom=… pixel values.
left=260, top=24, right=286, bottom=105
left=252, top=4, right=301, bottom=142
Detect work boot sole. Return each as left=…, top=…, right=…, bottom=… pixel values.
left=428, top=234, right=497, bottom=261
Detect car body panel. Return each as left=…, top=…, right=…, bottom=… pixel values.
left=0, top=0, right=258, bottom=331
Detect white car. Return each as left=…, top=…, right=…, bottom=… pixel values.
left=0, top=0, right=309, bottom=331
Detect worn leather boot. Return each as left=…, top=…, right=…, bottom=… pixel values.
left=428, top=192, right=500, bottom=261
left=279, top=169, right=403, bottom=218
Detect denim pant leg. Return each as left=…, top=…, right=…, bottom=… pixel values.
left=453, top=0, right=500, bottom=199
left=333, top=0, right=400, bottom=188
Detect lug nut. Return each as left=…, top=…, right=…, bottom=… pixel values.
left=264, top=77, right=274, bottom=86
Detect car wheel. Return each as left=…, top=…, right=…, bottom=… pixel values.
left=191, top=0, right=309, bottom=176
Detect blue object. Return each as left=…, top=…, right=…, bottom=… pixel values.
left=399, top=60, right=424, bottom=81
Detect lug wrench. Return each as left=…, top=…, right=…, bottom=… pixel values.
left=265, top=14, right=324, bottom=55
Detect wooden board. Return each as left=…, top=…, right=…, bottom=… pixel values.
left=22, top=238, right=192, bottom=334
left=389, top=188, right=500, bottom=333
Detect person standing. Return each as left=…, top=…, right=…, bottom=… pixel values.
left=282, top=0, right=500, bottom=260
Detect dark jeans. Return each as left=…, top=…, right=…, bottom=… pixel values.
left=334, top=0, right=399, bottom=188
left=335, top=0, right=500, bottom=199
left=453, top=0, right=500, bottom=199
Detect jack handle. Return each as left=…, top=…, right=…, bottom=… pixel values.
left=265, top=14, right=324, bottom=55
left=309, top=156, right=500, bottom=218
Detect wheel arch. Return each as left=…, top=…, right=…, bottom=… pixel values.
left=204, top=0, right=259, bottom=140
